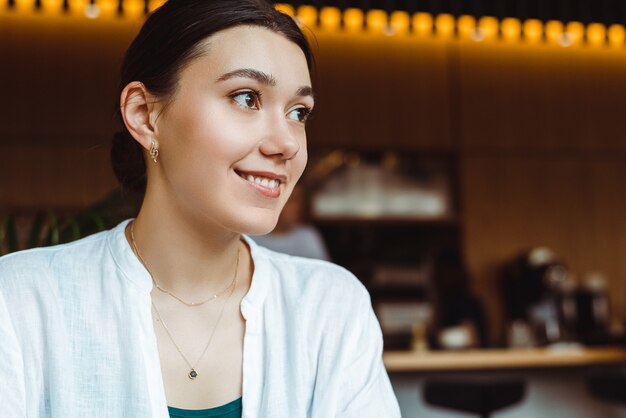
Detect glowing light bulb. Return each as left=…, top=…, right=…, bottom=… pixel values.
left=564, top=21, right=584, bottom=46
left=41, top=0, right=64, bottom=14
left=412, top=12, right=433, bottom=36
left=274, top=3, right=294, bottom=17
left=67, top=0, right=86, bottom=15
left=10, top=0, right=32, bottom=13
left=524, top=19, right=543, bottom=43
left=435, top=14, right=455, bottom=39
left=148, top=0, right=166, bottom=13
left=319, top=7, right=340, bottom=31
left=122, top=0, right=144, bottom=18
left=457, top=15, right=476, bottom=40
left=390, top=11, right=410, bottom=35
left=546, top=20, right=564, bottom=45
left=586, top=23, right=606, bottom=47
left=98, top=0, right=118, bottom=17
left=501, top=18, right=521, bottom=42
left=296, top=5, right=317, bottom=29
left=608, top=24, right=625, bottom=48
left=478, top=16, right=499, bottom=41
left=343, top=8, right=363, bottom=32
left=366, top=9, right=387, bottom=33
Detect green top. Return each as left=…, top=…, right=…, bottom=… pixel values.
left=168, top=397, right=242, bottom=418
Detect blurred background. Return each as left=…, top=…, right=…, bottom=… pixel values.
left=2, top=1, right=626, bottom=416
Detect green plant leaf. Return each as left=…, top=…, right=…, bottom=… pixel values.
left=28, top=211, right=47, bottom=249
left=48, top=212, right=60, bottom=246
left=2, top=216, right=18, bottom=254
left=69, top=219, right=81, bottom=241
left=91, top=213, right=106, bottom=232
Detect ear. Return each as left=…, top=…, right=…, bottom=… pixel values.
left=120, top=81, right=159, bottom=151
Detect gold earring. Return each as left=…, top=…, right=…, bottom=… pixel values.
left=149, top=140, right=159, bottom=163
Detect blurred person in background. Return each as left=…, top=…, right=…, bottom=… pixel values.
left=252, top=185, right=330, bottom=260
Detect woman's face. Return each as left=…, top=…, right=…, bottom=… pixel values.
left=151, top=25, right=313, bottom=235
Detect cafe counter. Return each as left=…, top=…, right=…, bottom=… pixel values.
left=385, top=347, right=626, bottom=418
left=383, top=346, right=626, bottom=372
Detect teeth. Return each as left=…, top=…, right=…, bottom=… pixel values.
left=241, top=172, right=280, bottom=189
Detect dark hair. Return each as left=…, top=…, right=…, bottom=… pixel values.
left=111, top=0, right=314, bottom=194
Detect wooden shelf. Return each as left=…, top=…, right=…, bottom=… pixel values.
left=383, top=347, right=626, bottom=372
left=313, top=216, right=458, bottom=227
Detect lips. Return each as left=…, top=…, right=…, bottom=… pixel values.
left=236, top=170, right=286, bottom=184
left=235, top=169, right=286, bottom=197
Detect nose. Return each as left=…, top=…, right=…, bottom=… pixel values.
left=258, top=115, right=301, bottom=161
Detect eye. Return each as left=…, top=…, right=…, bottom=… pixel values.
left=287, top=107, right=312, bottom=123
left=231, top=90, right=261, bottom=110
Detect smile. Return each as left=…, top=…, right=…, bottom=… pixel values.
left=242, top=174, right=280, bottom=189
left=235, top=170, right=286, bottom=198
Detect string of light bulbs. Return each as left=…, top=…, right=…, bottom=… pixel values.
left=2, top=1, right=625, bottom=48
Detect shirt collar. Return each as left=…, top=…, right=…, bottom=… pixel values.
left=107, top=218, right=269, bottom=316
left=107, top=218, right=153, bottom=293
left=239, top=234, right=269, bottom=318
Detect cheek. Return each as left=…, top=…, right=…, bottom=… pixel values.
left=162, top=106, right=249, bottom=169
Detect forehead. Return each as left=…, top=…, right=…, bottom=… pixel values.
left=186, top=25, right=311, bottom=87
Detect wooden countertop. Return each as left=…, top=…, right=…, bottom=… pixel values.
left=383, top=347, right=626, bottom=372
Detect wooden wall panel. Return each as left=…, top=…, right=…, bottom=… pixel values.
left=461, top=155, right=626, bottom=340
left=308, top=32, right=452, bottom=150
left=457, top=42, right=626, bottom=152
left=0, top=14, right=137, bottom=210
left=0, top=14, right=140, bottom=146
left=0, top=145, right=118, bottom=209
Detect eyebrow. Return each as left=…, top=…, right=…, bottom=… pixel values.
left=216, top=68, right=314, bottom=99
left=295, top=86, right=314, bottom=99
left=217, top=68, right=277, bottom=86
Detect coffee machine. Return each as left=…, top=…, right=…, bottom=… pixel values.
left=500, top=247, right=612, bottom=346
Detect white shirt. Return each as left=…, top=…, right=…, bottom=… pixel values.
left=0, top=219, right=400, bottom=418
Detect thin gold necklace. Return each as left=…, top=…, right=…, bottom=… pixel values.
left=130, top=220, right=238, bottom=307
left=151, top=284, right=235, bottom=380
left=128, top=220, right=241, bottom=380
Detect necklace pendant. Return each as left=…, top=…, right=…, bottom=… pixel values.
left=188, top=369, right=198, bottom=380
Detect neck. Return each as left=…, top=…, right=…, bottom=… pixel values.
left=127, top=191, right=246, bottom=301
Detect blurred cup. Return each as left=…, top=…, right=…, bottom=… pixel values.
left=438, top=325, right=473, bottom=350
left=507, top=320, right=536, bottom=348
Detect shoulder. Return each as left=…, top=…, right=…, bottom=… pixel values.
left=0, top=229, right=110, bottom=291
left=251, top=241, right=370, bottom=314
left=258, top=244, right=366, bottom=291
left=253, top=246, right=385, bottom=367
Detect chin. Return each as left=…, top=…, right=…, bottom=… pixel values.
left=235, top=214, right=279, bottom=236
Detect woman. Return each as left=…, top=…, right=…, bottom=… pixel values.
left=0, top=0, right=400, bottom=417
